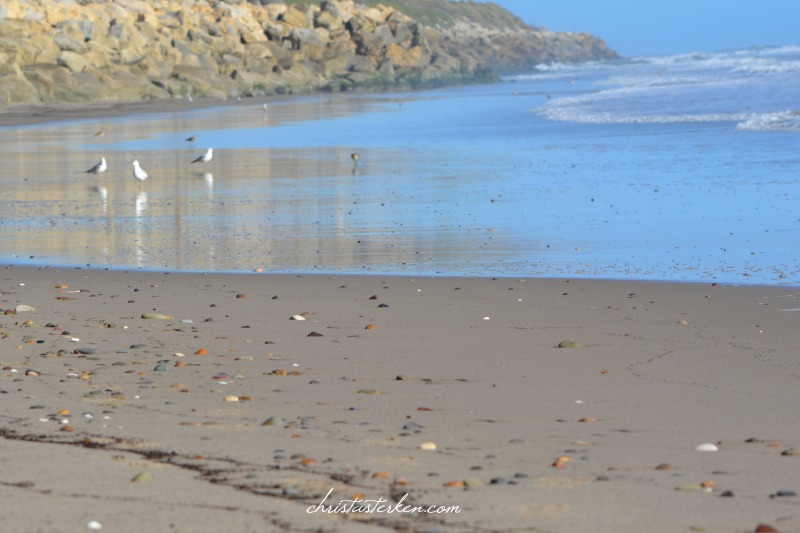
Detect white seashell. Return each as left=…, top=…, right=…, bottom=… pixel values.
left=420, top=442, right=437, bottom=451
left=224, top=395, right=239, bottom=402
left=290, top=315, right=306, bottom=321
left=694, top=443, right=719, bottom=452
left=483, top=317, right=490, bottom=320
left=87, top=520, right=103, bottom=530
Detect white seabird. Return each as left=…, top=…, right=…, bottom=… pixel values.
left=132, top=160, right=149, bottom=188
left=192, top=148, right=213, bottom=164
left=86, top=157, right=107, bottom=175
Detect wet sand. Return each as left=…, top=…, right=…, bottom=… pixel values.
left=0, top=96, right=267, bottom=128
left=1, top=265, right=799, bottom=532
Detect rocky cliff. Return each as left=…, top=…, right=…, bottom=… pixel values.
left=0, top=0, right=617, bottom=106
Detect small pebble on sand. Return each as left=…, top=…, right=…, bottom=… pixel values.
left=131, top=472, right=152, bottom=483
left=695, top=443, right=719, bottom=452
left=557, top=340, right=581, bottom=348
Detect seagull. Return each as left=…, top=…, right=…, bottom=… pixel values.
left=192, top=148, right=213, bottom=164
left=132, top=160, right=149, bottom=188
left=85, top=157, right=107, bottom=175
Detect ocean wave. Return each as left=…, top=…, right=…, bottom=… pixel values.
left=627, top=46, right=800, bottom=80
left=736, top=110, right=800, bottom=132
left=527, top=58, right=632, bottom=73
left=536, top=106, right=751, bottom=125
left=730, top=58, right=800, bottom=75
left=536, top=104, right=800, bottom=131
left=597, top=73, right=746, bottom=90
left=528, top=44, right=800, bottom=131
left=512, top=45, right=800, bottom=88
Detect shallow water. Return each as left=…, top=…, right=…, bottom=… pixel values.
left=1, top=46, right=798, bottom=284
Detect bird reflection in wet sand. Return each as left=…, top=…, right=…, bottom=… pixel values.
left=88, top=186, right=108, bottom=213
left=135, top=191, right=148, bottom=217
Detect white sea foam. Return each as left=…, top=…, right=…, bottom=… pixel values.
left=531, top=45, right=800, bottom=130
left=736, top=110, right=800, bottom=132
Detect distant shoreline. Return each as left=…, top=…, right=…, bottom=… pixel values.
left=0, top=93, right=286, bottom=128
left=0, top=74, right=507, bottom=129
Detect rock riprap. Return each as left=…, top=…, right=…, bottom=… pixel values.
left=0, top=0, right=617, bottom=105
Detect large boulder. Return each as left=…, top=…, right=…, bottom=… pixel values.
left=384, top=44, right=427, bottom=69
left=57, top=50, right=89, bottom=73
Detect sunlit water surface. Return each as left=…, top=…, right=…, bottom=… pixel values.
left=1, top=46, right=798, bottom=284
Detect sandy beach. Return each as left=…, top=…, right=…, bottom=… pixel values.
left=2, top=3, right=798, bottom=530
left=0, top=265, right=797, bottom=532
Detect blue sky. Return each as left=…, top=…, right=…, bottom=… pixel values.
left=478, top=0, right=800, bottom=57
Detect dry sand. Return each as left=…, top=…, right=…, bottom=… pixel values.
left=0, top=265, right=798, bottom=533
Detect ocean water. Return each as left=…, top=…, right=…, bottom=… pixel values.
left=1, top=45, right=798, bottom=284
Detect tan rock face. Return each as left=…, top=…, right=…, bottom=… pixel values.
left=384, top=43, right=425, bottom=68
left=0, top=0, right=616, bottom=106
left=281, top=6, right=310, bottom=30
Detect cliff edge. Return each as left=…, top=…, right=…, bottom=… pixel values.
left=0, top=0, right=617, bottom=106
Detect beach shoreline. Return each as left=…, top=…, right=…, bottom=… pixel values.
left=0, top=94, right=289, bottom=128
left=1, top=264, right=798, bottom=532
left=1, top=70, right=799, bottom=531
left=2, top=70, right=797, bottom=286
